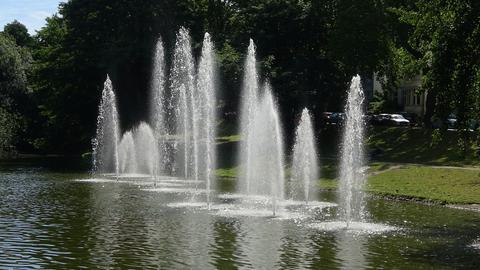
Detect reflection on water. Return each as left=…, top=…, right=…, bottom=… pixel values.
left=1, top=162, right=480, bottom=269
left=336, top=233, right=367, bottom=269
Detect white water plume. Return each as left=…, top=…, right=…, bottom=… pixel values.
left=291, top=108, right=319, bottom=203
left=339, top=75, right=366, bottom=223
left=92, top=76, right=120, bottom=176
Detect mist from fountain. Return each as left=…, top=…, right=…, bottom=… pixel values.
left=291, top=108, right=319, bottom=203
left=133, top=122, right=158, bottom=175
left=339, top=75, right=366, bottom=224
left=92, top=76, right=120, bottom=176
left=196, top=32, right=217, bottom=206
left=239, top=39, right=260, bottom=195
left=170, top=27, right=198, bottom=180
left=258, top=83, right=285, bottom=215
left=117, top=122, right=157, bottom=176
left=150, top=36, right=168, bottom=176
left=118, top=131, right=137, bottom=174
left=239, top=77, right=285, bottom=215
left=93, top=29, right=218, bottom=191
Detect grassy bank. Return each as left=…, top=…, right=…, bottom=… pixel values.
left=367, top=166, right=480, bottom=204
left=318, top=126, right=480, bottom=166
left=217, top=164, right=480, bottom=204
left=216, top=126, right=480, bottom=204
left=368, top=127, right=480, bottom=166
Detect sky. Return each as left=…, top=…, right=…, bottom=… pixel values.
left=0, top=0, right=63, bottom=34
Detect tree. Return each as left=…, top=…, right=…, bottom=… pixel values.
left=398, top=0, right=480, bottom=153
left=0, top=33, right=31, bottom=156
left=3, top=20, right=33, bottom=47
left=26, top=0, right=413, bottom=154
left=386, top=0, right=480, bottom=153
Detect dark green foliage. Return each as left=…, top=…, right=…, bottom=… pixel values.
left=27, top=0, right=373, bottom=153
left=0, top=33, right=31, bottom=156
left=3, top=20, right=33, bottom=47
left=1, top=0, right=479, bottom=157
left=411, top=0, right=480, bottom=152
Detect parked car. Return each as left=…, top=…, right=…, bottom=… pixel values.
left=431, top=114, right=458, bottom=129
left=372, top=113, right=391, bottom=126
left=321, top=112, right=334, bottom=125
left=330, top=112, right=345, bottom=125
left=396, top=112, right=418, bottom=126
left=446, top=114, right=458, bottom=129
left=388, top=114, right=410, bottom=126
left=364, top=114, right=374, bottom=125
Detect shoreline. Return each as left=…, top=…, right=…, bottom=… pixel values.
left=368, top=192, right=480, bottom=212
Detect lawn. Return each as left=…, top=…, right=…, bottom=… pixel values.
left=316, top=126, right=480, bottom=165
left=217, top=164, right=480, bottom=204
left=216, top=126, right=480, bottom=204
left=367, top=166, right=480, bottom=204
left=368, top=126, right=480, bottom=166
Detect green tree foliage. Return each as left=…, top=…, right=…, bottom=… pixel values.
left=6, top=0, right=479, bottom=156
left=412, top=0, right=480, bottom=152
left=18, top=0, right=400, bottom=153
left=0, top=33, right=31, bottom=156
left=384, top=0, right=480, bottom=154
left=3, top=20, right=33, bottom=47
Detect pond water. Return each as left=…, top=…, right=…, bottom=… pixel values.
left=0, top=159, right=479, bottom=269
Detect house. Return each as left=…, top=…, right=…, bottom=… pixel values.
left=372, top=73, right=426, bottom=117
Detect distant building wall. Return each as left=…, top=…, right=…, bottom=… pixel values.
left=373, top=73, right=426, bottom=117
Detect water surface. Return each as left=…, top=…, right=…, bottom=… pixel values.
left=1, top=159, right=479, bottom=269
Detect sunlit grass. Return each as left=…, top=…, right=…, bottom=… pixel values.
left=216, top=163, right=480, bottom=204
left=367, top=166, right=480, bottom=204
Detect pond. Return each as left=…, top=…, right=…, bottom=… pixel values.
left=0, top=158, right=479, bottom=269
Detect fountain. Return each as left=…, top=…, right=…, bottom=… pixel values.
left=238, top=76, right=285, bottom=215
left=170, top=27, right=198, bottom=180
left=308, top=75, right=395, bottom=232
left=290, top=108, right=318, bottom=203
left=254, top=83, right=286, bottom=215
left=92, top=75, right=120, bottom=176
left=133, top=122, right=158, bottom=176
left=338, top=75, right=366, bottom=224
left=117, top=122, right=157, bottom=176
left=118, top=131, right=137, bottom=174
left=88, top=35, right=400, bottom=235
left=196, top=32, right=217, bottom=206
left=93, top=28, right=217, bottom=194
left=150, top=36, right=168, bottom=176
left=238, top=39, right=260, bottom=195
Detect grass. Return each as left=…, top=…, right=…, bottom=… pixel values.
left=367, top=166, right=480, bottom=204
left=318, top=178, right=337, bottom=189
left=215, top=126, right=480, bottom=204
left=368, top=126, right=480, bottom=166
left=216, top=164, right=480, bottom=204
left=317, top=126, right=480, bottom=166
left=223, top=126, right=480, bottom=165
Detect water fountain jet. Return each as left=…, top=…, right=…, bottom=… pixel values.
left=170, top=27, right=197, bottom=180
left=118, top=131, right=137, bottom=174
left=239, top=39, right=260, bottom=195
left=239, top=77, right=285, bottom=216
left=150, top=36, right=168, bottom=177
left=291, top=108, right=319, bottom=204
left=339, top=75, right=366, bottom=225
left=92, top=76, right=120, bottom=177
left=196, top=32, right=217, bottom=208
